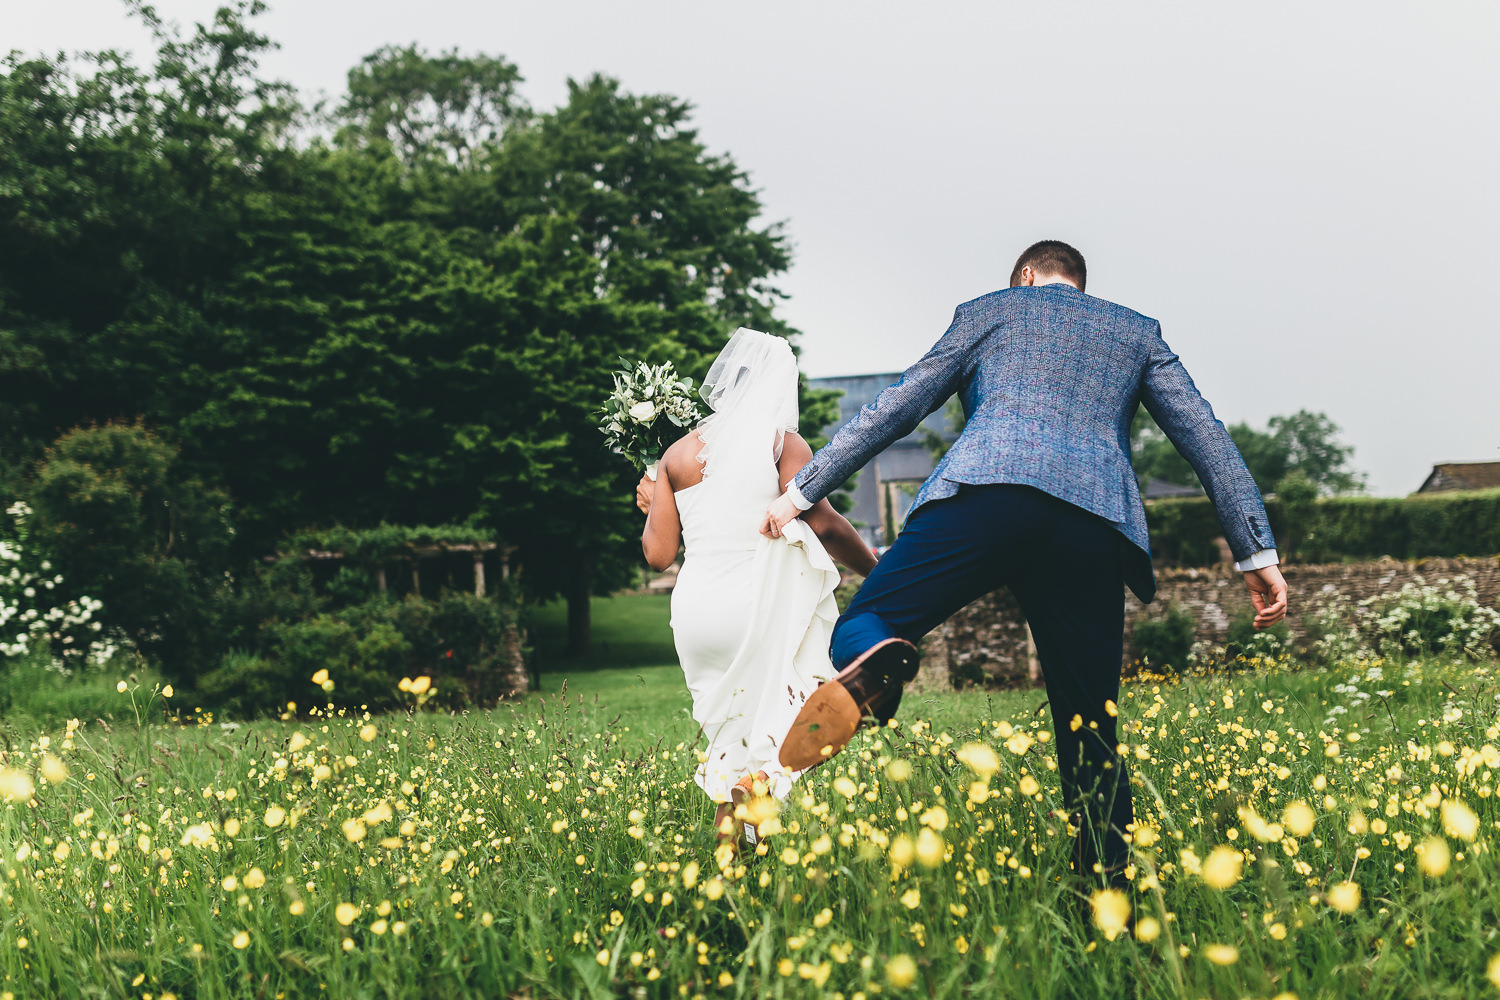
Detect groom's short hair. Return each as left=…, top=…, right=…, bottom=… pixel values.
left=1010, top=241, right=1087, bottom=292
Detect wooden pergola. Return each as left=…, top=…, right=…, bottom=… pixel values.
left=279, top=540, right=513, bottom=597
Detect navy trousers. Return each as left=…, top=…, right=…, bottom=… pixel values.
left=832, top=484, right=1133, bottom=879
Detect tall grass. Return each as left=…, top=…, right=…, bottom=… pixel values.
left=0, top=656, right=1497, bottom=998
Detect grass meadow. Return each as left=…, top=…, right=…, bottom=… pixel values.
left=0, top=595, right=1499, bottom=998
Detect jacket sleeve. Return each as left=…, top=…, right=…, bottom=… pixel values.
left=793, top=305, right=973, bottom=506
left=1140, top=324, right=1277, bottom=560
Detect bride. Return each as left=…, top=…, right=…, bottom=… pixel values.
left=636, top=329, right=877, bottom=851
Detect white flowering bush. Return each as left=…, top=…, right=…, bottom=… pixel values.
left=1307, top=592, right=1377, bottom=666
left=1308, top=577, right=1500, bottom=665
left=0, top=501, right=119, bottom=671
left=1364, top=577, right=1500, bottom=660
left=599, top=360, right=705, bottom=473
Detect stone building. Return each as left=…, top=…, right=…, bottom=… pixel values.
left=807, top=373, right=959, bottom=547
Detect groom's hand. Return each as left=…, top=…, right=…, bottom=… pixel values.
left=1245, top=565, right=1289, bottom=628
left=761, top=491, right=802, bottom=538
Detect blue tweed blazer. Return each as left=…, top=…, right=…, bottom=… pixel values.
left=793, top=283, right=1275, bottom=602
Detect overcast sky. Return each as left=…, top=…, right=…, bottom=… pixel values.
left=10, top=0, right=1499, bottom=495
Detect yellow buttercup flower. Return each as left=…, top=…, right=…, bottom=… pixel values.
left=232, top=931, right=250, bottom=950
left=1282, top=800, right=1316, bottom=838
left=1441, top=800, right=1479, bottom=842
left=1201, top=846, right=1242, bottom=889
left=1005, top=732, right=1034, bottom=755
left=0, top=769, right=35, bottom=803
left=919, top=805, right=948, bottom=831
left=915, top=828, right=945, bottom=868
left=1090, top=889, right=1130, bottom=941
left=1134, top=916, right=1161, bottom=943
left=1326, top=881, right=1361, bottom=914
left=335, top=903, right=358, bottom=926
left=885, top=954, right=917, bottom=989
left=263, top=805, right=286, bottom=828
left=1417, top=837, right=1451, bottom=877
left=956, top=743, right=1000, bottom=779
left=1239, top=807, right=1283, bottom=843
left=1203, top=944, right=1238, bottom=965
left=39, top=754, right=67, bottom=785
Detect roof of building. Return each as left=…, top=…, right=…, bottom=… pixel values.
left=1418, top=461, right=1500, bottom=493
left=808, top=374, right=958, bottom=445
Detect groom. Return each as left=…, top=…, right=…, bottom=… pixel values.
left=762, top=240, right=1289, bottom=880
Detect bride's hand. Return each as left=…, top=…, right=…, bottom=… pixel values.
left=635, top=473, right=654, bottom=515
left=761, top=491, right=801, bottom=538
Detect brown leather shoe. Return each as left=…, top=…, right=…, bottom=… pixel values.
left=778, top=638, right=918, bottom=770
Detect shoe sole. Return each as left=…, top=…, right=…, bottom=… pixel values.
left=778, top=638, right=917, bottom=771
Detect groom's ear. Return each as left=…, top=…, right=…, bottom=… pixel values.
left=1012, top=265, right=1036, bottom=287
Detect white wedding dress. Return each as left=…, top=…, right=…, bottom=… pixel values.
left=668, top=330, right=841, bottom=803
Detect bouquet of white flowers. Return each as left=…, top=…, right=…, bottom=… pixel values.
left=599, top=359, right=706, bottom=477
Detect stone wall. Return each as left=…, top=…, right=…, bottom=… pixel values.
left=924, top=556, right=1500, bottom=689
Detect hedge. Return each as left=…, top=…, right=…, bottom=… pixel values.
left=1144, top=487, right=1500, bottom=566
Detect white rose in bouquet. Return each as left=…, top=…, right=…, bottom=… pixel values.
left=628, top=401, right=658, bottom=422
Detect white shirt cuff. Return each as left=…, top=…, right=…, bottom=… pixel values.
left=785, top=482, right=814, bottom=511
left=1233, top=548, right=1279, bottom=572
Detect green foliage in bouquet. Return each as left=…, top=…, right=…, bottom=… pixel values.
left=599, top=360, right=706, bottom=473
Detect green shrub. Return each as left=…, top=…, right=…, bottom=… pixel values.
left=1144, top=488, right=1500, bottom=566
left=1131, top=604, right=1196, bottom=672
left=195, top=591, right=518, bottom=717
left=194, top=650, right=299, bottom=720
left=1223, top=610, right=1291, bottom=664
left=28, top=422, right=234, bottom=681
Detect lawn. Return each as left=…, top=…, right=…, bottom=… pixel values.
left=2, top=615, right=1500, bottom=997
left=531, top=593, right=679, bottom=673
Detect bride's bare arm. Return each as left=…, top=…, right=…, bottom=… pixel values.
left=777, top=433, right=878, bottom=577
left=641, top=464, right=683, bottom=571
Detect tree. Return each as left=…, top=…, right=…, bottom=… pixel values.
left=341, top=44, right=524, bottom=169
left=920, top=398, right=968, bottom=464
left=1132, top=407, right=1366, bottom=497
left=1, top=6, right=820, bottom=666
left=29, top=422, right=233, bottom=679
left=0, top=1, right=298, bottom=497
